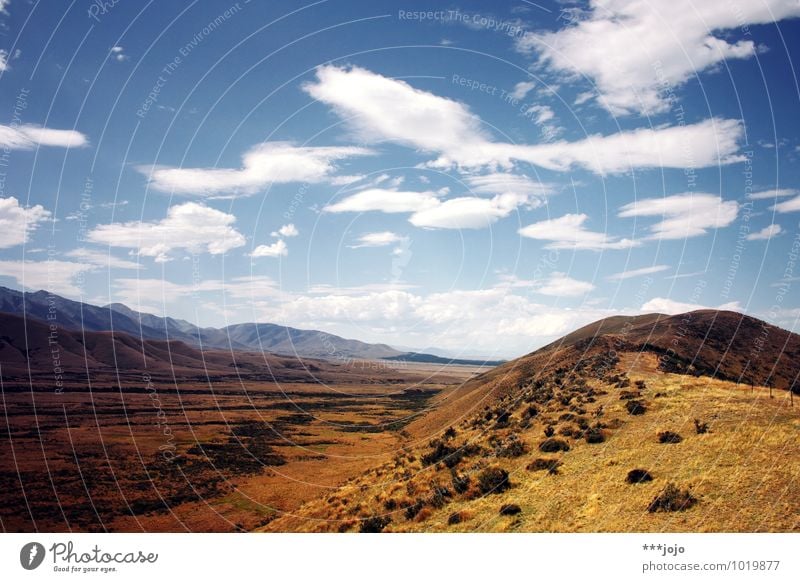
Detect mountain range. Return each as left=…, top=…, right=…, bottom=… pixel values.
left=0, top=286, right=499, bottom=364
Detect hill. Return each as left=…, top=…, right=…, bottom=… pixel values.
left=0, top=286, right=404, bottom=361
left=263, top=310, right=800, bottom=532
left=0, top=312, right=391, bottom=384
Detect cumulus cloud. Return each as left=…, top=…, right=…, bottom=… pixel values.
left=519, top=213, right=637, bottom=250
left=304, top=65, right=744, bottom=174
left=0, top=259, right=94, bottom=296
left=271, top=223, right=298, bottom=237
left=641, top=297, right=742, bottom=315
left=746, top=224, right=782, bottom=241
left=618, top=193, right=738, bottom=239
left=64, top=248, right=142, bottom=269
left=534, top=272, right=595, bottom=296
left=87, top=202, right=246, bottom=262
left=325, top=188, right=440, bottom=214
left=0, top=124, right=89, bottom=149
left=350, top=231, right=406, bottom=248
left=607, top=265, right=670, bottom=281
left=510, top=80, right=536, bottom=100
left=771, top=195, right=800, bottom=213
left=141, top=142, right=372, bottom=196
left=517, top=0, right=800, bottom=115
left=0, top=197, right=51, bottom=249
left=325, top=186, right=537, bottom=230
left=251, top=239, right=288, bottom=258
left=110, top=45, right=128, bottom=61
left=747, top=188, right=798, bottom=200
left=524, top=104, right=554, bottom=125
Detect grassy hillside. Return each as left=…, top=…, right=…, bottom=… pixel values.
left=264, top=352, right=799, bottom=532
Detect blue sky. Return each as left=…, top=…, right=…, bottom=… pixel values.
left=1, top=0, right=800, bottom=358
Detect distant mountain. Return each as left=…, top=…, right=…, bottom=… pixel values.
left=382, top=352, right=505, bottom=367
left=0, top=312, right=390, bottom=383
left=0, top=286, right=406, bottom=361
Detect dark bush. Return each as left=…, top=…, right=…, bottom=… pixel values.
left=558, top=425, right=577, bottom=438
left=404, top=501, right=424, bottom=520
left=526, top=458, right=562, bottom=474
left=539, top=438, right=570, bottom=453
left=450, top=469, right=470, bottom=494
left=477, top=467, right=511, bottom=495
left=443, top=426, right=457, bottom=440
left=619, top=390, right=641, bottom=400
left=447, top=512, right=464, bottom=525
left=360, top=515, right=391, bottom=533
left=626, top=400, right=647, bottom=415
left=499, top=504, right=522, bottom=516
left=647, top=483, right=697, bottom=512
left=544, top=425, right=556, bottom=438
left=495, top=410, right=511, bottom=427
left=496, top=435, right=527, bottom=458
left=523, top=405, right=539, bottom=419
left=694, top=419, right=709, bottom=434
left=635, top=380, right=647, bottom=390
left=429, top=485, right=452, bottom=508
left=383, top=498, right=397, bottom=510
left=626, top=469, right=653, bottom=484
left=658, top=431, right=683, bottom=444
left=584, top=427, right=605, bottom=444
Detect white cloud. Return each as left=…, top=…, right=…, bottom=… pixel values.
left=0, top=124, right=89, bottom=150
left=0, top=50, right=8, bottom=72
left=304, top=65, right=744, bottom=174
left=0, top=197, right=51, bottom=249
left=519, top=213, right=638, bottom=251
left=534, top=272, right=595, bottom=296
left=518, top=0, right=800, bottom=115
left=0, top=259, right=94, bottom=296
left=326, top=185, right=536, bottom=230
left=641, top=297, right=742, bottom=315
left=747, top=188, right=798, bottom=200
left=251, top=239, right=288, bottom=258
left=524, top=104, right=554, bottom=125
left=618, top=193, right=738, bottom=239
left=350, top=231, right=406, bottom=248
left=607, top=265, right=670, bottom=281
left=87, top=202, right=246, bottom=262
left=271, top=223, right=298, bottom=238
left=466, top=172, right=551, bottom=203
left=110, top=45, right=128, bottom=62
left=64, top=248, right=142, bottom=269
left=771, top=195, right=800, bottom=213
left=324, top=188, right=440, bottom=214
left=141, top=142, right=372, bottom=196
left=746, top=224, right=782, bottom=241
left=510, top=80, right=536, bottom=100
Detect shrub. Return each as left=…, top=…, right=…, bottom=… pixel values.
left=496, top=435, right=527, bottom=458
left=448, top=512, right=464, bottom=525
left=626, top=469, right=653, bottom=484
left=544, top=425, right=556, bottom=438
left=658, top=431, right=683, bottom=444
left=404, top=501, right=424, bottom=520
left=619, top=390, right=641, bottom=401
left=647, top=483, right=697, bottom=512
left=429, top=486, right=452, bottom=508
left=499, top=504, right=522, bottom=516
left=443, top=426, right=457, bottom=440
left=558, top=425, right=577, bottom=438
left=523, top=405, right=539, bottom=419
left=626, top=400, right=647, bottom=415
left=383, top=498, right=397, bottom=510
left=584, top=427, right=605, bottom=444
left=495, top=410, right=511, bottom=427
left=526, top=458, right=562, bottom=473
left=477, top=467, right=511, bottom=495
left=450, top=469, right=470, bottom=494
left=539, top=438, right=570, bottom=453
left=359, top=516, right=391, bottom=533
left=694, top=419, right=709, bottom=434
left=635, top=380, right=647, bottom=390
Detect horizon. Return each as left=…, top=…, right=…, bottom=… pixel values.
left=1, top=0, right=799, bottom=359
